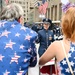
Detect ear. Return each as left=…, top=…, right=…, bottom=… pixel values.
left=18, top=16, right=24, bottom=25
left=18, top=18, right=20, bottom=23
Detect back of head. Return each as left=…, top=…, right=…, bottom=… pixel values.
left=61, top=7, right=75, bottom=41
left=0, top=3, right=24, bottom=21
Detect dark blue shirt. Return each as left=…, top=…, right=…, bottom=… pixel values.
left=37, top=29, right=54, bottom=57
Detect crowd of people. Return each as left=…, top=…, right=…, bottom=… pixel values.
left=0, top=2, right=75, bottom=75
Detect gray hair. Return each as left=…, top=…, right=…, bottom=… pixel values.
left=0, top=3, right=24, bottom=21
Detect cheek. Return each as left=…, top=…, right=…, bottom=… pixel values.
left=47, top=25, right=49, bottom=28
left=43, top=24, right=49, bottom=28
left=45, top=26, right=48, bottom=28
left=21, top=17, right=24, bottom=25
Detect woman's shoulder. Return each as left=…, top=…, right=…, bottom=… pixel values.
left=51, top=40, right=62, bottom=45
left=49, top=40, right=63, bottom=51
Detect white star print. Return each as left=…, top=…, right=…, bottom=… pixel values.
left=28, top=48, right=32, bottom=53
left=0, top=54, right=4, bottom=61
left=32, top=57, right=36, bottom=62
left=25, top=34, right=32, bottom=40
left=57, top=63, right=63, bottom=74
left=19, top=66, right=21, bottom=71
left=70, top=61, right=74, bottom=66
left=0, top=21, right=7, bottom=27
left=15, top=33, right=20, bottom=37
left=24, top=58, right=28, bottom=62
left=68, top=53, right=71, bottom=58
left=17, top=71, right=24, bottom=75
left=5, top=40, right=16, bottom=50
left=11, top=24, right=15, bottom=28
left=20, top=45, right=24, bottom=50
left=74, top=57, right=75, bottom=59
left=20, top=26, right=26, bottom=31
left=10, top=52, right=20, bottom=64
left=71, top=47, right=75, bottom=52
left=30, top=30, right=34, bottom=33
left=60, top=66, right=63, bottom=71
left=0, top=30, right=11, bottom=37
left=65, top=68, right=70, bottom=73
left=0, top=22, right=2, bottom=27
left=3, top=70, right=10, bottom=75
left=33, top=40, right=36, bottom=43
left=62, top=60, right=66, bottom=65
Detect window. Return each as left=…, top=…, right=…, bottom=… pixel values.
left=19, top=1, right=22, bottom=4
left=51, top=6, right=53, bottom=20
left=55, top=5, right=57, bottom=20
left=59, top=3, right=62, bottom=20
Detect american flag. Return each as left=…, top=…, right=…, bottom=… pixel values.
left=42, top=0, right=48, bottom=14
left=42, top=0, right=46, bottom=4
left=5, top=0, right=9, bottom=4
left=38, top=2, right=43, bottom=14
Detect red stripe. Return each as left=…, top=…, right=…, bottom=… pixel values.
left=38, top=5, right=43, bottom=14
left=5, top=0, right=8, bottom=4
left=42, top=2, right=48, bottom=14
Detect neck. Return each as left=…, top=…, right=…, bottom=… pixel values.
left=63, top=38, right=70, bottom=46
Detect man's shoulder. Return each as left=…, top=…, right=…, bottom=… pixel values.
left=51, top=40, right=62, bottom=46
left=48, top=29, right=54, bottom=33
left=26, top=27, right=37, bottom=34
left=38, top=29, right=44, bottom=33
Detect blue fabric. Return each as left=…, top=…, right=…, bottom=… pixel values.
left=42, top=0, right=46, bottom=4
left=37, top=29, right=54, bottom=57
left=37, top=2, right=40, bottom=6
left=57, top=42, right=75, bottom=75
left=0, top=20, right=37, bottom=75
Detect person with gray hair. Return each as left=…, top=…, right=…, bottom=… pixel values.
left=0, top=3, right=38, bottom=75
left=0, top=3, right=24, bottom=25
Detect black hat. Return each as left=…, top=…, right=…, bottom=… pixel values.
left=43, top=18, right=52, bottom=24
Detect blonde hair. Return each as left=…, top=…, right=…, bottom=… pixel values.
left=61, top=7, right=75, bottom=41
left=0, top=3, right=24, bottom=21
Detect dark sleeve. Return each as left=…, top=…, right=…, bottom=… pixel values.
left=52, top=32, right=55, bottom=42
left=29, top=33, right=37, bottom=67
left=35, top=31, right=41, bottom=43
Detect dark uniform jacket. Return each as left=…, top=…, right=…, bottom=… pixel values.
left=37, top=29, right=54, bottom=57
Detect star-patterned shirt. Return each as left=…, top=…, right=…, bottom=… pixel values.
left=0, top=20, right=38, bottom=75
left=57, top=42, right=75, bottom=75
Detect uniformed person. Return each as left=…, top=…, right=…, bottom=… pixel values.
left=36, top=18, right=55, bottom=75
left=37, top=18, right=55, bottom=57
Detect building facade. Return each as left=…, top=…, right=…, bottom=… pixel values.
left=32, top=0, right=75, bottom=22
left=8, top=0, right=42, bottom=22
left=47, top=0, right=75, bottom=21
left=0, top=0, right=75, bottom=23
left=0, top=0, right=7, bottom=13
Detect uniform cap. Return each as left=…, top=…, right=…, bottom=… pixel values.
left=43, top=18, right=52, bottom=25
